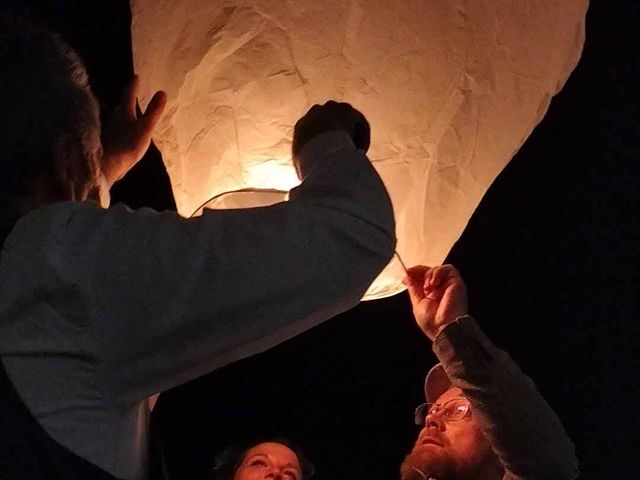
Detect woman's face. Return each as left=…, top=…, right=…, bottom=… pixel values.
left=233, top=442, right=302, bottom=480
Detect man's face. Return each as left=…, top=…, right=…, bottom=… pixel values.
left=400, top=387, right=499, bottom=480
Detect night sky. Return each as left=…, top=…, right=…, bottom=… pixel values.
left=3, top=1, right=638, bottom=479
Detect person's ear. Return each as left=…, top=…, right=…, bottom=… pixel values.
left=51, top=134, right=92, bottom=201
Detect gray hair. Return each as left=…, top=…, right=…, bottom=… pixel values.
left=0, top=16, right=102, bottom=209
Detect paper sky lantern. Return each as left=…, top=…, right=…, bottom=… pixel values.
left=131, top=0, right=588, bottom=300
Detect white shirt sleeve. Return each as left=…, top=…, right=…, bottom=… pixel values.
left=62, top=131, right=395, bottom=405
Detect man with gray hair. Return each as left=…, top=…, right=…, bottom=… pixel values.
left=401, top=264, right=579, bottom=480
left=0, top=18, right=395, bottom=479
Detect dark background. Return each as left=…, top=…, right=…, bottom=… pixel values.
left=2, top=1, right=638, bottom=478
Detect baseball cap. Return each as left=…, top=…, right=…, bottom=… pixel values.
left=424, top=363, right=452, bottom=403
left=414, top=363, right=453, bottom=425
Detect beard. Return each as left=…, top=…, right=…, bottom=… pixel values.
left=400, top=442, right=466, bottom=480
left=400, top=447, right=454, bottom=480
left=399, top=445, right=503, bottom=480
left=399, top=458, right=431, bottom=480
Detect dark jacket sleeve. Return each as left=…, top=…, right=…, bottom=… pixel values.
left=433, top=316, right=579, bottom=480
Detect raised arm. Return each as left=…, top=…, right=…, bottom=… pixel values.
left=66, top=102, right=396, bottom=405
left=405, top=265, right=579, bottom=480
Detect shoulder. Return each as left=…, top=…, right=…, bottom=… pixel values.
left=4, top=201, right=183, bottom=250
left=4, top=202, right=104, bottom=248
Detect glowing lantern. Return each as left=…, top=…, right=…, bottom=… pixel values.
left=130, top=0, right=588, bottom=300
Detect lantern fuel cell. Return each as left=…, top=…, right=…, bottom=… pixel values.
left=130, top=0, right=588, bottom=300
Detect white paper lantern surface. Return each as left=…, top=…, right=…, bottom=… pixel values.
left=131, top=0, right=588, bottom=300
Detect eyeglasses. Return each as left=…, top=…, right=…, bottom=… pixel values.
left=414, top=397, right=471, bottom=425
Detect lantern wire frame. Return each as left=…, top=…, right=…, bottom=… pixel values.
left=190, top=186, right=409, bottom=279
left=188, top=187, right=290, bottom=218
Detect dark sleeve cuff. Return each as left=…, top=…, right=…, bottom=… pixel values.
left=432, top=315, right=501, bottom=378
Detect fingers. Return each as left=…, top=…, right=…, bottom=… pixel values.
left=428, top=264, right=460, bottom=287
left=404, top=265, right=429, bottom=278
left=121, top=74, right=167, bottom=134
left=303, top=103, right=322, bottom=118
left=352, top=112, right=370, bottom=153
left=403, top=265, right=429, bottom=287
left=403, top=265, right=430, bottom=304
left=431, top=265, right=448, bottom=287
left=140, top=90, right=167, bottom=135
left=404, top=264, right=462, bottom=291
left=123, top=74, right=140, bottom=118
left=406, top=265, right=436, bottom=292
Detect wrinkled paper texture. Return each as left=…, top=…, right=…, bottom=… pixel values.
left=131, top=0, right=588, bottom=299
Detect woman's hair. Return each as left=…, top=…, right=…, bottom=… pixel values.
left=206, top=437, right=314, bottom=480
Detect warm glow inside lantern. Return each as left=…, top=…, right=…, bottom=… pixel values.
left=131, top=0, right=588, bottom=300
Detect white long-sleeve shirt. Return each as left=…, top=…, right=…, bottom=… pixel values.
left=0, top=132, right=395, bottom=479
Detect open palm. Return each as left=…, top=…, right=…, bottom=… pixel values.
left=101, top=76, right=167, bottom=187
